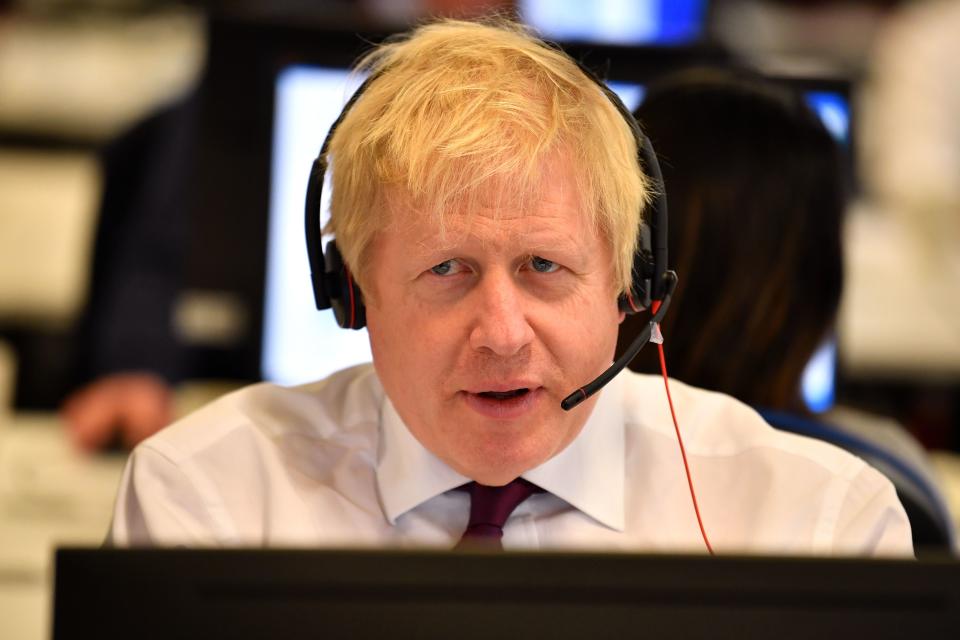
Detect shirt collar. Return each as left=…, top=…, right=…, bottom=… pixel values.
left=376, top=373, right=625, bottom=531
left=376, top=398, right=470, bottom=525
left=523, top=374, right=625, bottom=531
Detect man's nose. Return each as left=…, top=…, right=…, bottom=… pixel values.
left=468, top=271, right=535, bottom=357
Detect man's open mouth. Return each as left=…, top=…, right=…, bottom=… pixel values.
left=476, top=388, right=530, bottom=400
left=464, top=387, right=540, bottom=418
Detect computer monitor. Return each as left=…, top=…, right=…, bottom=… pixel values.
left=520, top=0, right=709, bottom=46
left=261, top=65, right=369, bottom=386
left=53, top=548, right=960, bottom=640
left=261, top=63, right=849, bottom=412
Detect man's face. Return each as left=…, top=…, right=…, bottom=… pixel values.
left=365, top=154, right=624, bottom=485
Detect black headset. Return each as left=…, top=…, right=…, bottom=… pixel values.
left=304, top=60, right=673, bottom=334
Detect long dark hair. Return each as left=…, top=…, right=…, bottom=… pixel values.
left=620, top=68, right=847, bottom=413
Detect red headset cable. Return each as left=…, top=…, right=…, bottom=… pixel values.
left=651, top=301, right=714, bottom=555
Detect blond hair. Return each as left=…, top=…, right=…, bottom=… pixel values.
left=325, top=18, right=648, bottom=295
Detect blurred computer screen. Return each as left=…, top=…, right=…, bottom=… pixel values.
left=520, top=0, right=708, bottom=46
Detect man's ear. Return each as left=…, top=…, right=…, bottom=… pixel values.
left=618, top=310, right=627, bottom=324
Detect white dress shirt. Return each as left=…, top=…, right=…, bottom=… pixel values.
left=108, top=364, right=912, bottom=555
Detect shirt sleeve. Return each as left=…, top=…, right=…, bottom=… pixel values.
left=106, top=444, right=228, bottom=547
left=831, top=464, right=914, bottom=557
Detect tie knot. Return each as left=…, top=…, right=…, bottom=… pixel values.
left=467, top=478, right=541, bottom=528
left=455, top=478, right=542, bottom=550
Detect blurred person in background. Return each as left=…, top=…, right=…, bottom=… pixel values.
left=57, top=0, right=517, bottom=451
left=59, top=96, right=199, bottom=451
left=622, top=69, right=844, bottom=413
left=0, top=0, right=202, bottom=446
left=621, top=68, right=954, bottom=550
left=708, top=0, right=960, bottom=492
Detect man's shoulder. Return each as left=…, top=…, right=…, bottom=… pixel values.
left=619, top=370, right=865, bottom=476
left=139, top=363, right=384, bottom=465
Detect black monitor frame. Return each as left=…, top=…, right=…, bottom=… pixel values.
left=54, top=547, right=960, bottom=640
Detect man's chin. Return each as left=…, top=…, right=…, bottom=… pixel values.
left=452, top=436, right=556, bottom=485
left=463, top=465, right=535, bottom=487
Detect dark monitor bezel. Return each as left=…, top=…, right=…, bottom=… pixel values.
left=54, top=547, right=960, bottom=640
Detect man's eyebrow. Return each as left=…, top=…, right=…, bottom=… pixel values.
left=413, top=234, right=584, bottom=256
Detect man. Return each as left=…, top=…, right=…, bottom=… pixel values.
left=109, top=19, right=912, bottom=555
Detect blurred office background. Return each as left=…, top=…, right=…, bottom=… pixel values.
left=2, top=0, right=960, bottom=637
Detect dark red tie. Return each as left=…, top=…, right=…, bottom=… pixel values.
left=454, top=478, right=542, bottom=551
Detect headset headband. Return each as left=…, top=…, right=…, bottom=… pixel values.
left=304, top=55, right=671, bottom=329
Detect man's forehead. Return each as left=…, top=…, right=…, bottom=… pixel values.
left=385, top=192, right=593, bottom=252
left=383, top=152, right=589, bottom=239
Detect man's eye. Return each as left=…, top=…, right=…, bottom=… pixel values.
left=430, top=260, right=461, bottom=276
left=529, top=256, right=559, bottom=273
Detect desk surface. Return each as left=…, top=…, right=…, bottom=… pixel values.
left=0, top=412, right=126, bottom=640
left=5, top=408, right=960, bottom=639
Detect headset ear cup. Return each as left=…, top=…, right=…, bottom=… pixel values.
left=306, top=159, right=332, bottom=310
left=343, top=268, right=366, bottom=330
left=618, top=291, right=642, bottom=315
left=324, top=240, right=367, bottom=330
left=619, top=221, right=655, bottom=314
